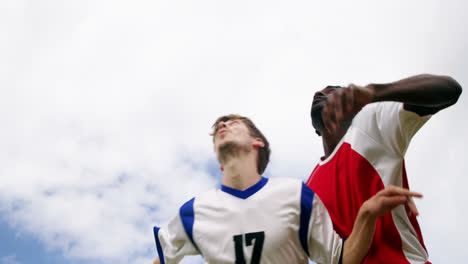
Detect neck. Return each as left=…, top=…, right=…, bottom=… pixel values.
left=221, top=151, right=262, bottom=191
left=321, top=118, right=353, bottom=159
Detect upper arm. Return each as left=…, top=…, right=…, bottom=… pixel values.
left=403, top=75, right=462, bottom=116
left=154, top=199, right=200, bottom=264
left=403, top=104, right=441, bottom=116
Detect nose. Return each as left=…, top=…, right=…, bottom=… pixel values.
left=217, top=121, right=227, bottom=132
left=314, top=91, right=324, bottom=97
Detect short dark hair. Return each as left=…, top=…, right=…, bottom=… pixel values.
left=211, top=114, right=271, bottom=175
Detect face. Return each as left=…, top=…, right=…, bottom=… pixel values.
left=311, top=86, right=342, bottom=134
left=213, top=119, right=254, bottom=154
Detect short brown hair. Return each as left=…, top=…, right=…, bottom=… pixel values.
left=211, top=114, right=271, bottom=175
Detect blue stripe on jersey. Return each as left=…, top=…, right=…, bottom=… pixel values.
left=338, top=238, right=345, bottom=264
left=153, top=226, right=166, bottom=264
left=299, top=183, right=315, bottom=256
left=180, top=197, right=201, bottom=253
left=220, top=177, right=268, bottom=199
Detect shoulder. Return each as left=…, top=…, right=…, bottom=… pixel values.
left=266, top=178, right=310, bottom=204
left=269, top=177, right=302, bottom=184
left=256, top=178, right=305, bottom=203
left=184, top=188, right=219, bottom=207
left=347, top=102, right=404, bottom=144
left=354, top=102, right=402, bottom=122
left=354, top=101, right=429, bottom=127
left=268, top=177, right=303, bottom=190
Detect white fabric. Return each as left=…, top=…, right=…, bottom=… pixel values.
left=308, top=195, right=344, bottom=264
left=155, top=177, right=343, bottom=264
left=157, top=217, right=199, bottom=263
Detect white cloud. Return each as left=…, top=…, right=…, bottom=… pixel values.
left=0, top=0, right=467, bottom=263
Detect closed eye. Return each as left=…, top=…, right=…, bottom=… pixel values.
left=226, top=120, right=239, bottom=126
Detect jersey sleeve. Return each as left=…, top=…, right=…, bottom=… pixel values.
left=299, top=183, right=344, bottom=264
left=351, top=102, right=431, bottom=156
left=153, top=198, right=200, bottom=264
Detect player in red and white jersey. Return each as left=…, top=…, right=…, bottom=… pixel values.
left=306, top=74, right=462, bottom=264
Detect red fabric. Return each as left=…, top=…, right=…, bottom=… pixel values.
left=307, top=143, right=419, bottom=264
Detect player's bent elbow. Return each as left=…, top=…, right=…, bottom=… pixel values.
left=443, top=76, right=462, bottom=104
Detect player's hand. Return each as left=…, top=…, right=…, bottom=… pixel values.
left=406, top=196, right=419, bottom=217
left=362, top=185, right=423, bottom=219
left=321, top=84, right=374, bottom=134
left=153, top=258, right=161, bottom=264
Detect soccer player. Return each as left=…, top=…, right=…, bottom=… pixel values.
left=153, top=114, right=422, bottom=264
left=307, top=74, right=462, bottom=263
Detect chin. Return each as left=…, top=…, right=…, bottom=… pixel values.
left=216, top=139, right=234, bottom=153
left=311, top=103, right=324, bottom=128
left=217, top=138, right=232, bottom=148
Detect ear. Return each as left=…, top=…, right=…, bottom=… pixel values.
left=252, top=138, right=265, bottom=148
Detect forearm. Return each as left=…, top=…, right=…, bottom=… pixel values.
left=370, top=74, right=462, bottom=109
left=153, top=257, right=161, bottom=264
left=342, top=203, right=377, bottom=264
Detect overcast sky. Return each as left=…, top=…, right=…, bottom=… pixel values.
left=1, top=0, right=467, bottom=263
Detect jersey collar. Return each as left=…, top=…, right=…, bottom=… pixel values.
left=220, top=177, right=268, bottom=199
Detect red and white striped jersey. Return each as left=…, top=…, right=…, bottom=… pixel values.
left=307, top=102, right=431, bottom=264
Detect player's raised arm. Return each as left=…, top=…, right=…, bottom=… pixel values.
left=371, top=74, right=462, bottom=115
left=342, top=185, right=423, bottom=264
left=320, top=74, right=462, bottom=133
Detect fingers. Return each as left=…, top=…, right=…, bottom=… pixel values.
left=381, top=195, right=408, bottom=210
left=373, top=185, right=422, bottom=217
left=322, top=90, right=345, bottom=133
left=321, top=85, right=362, bottom=134
left=335, top=90, right=344, bottom=122
left=378, top=185, right=423, bottom=199
left=406, top=196, right=419, bottom=216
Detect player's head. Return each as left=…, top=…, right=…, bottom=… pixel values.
left=310, top=85, right=343, bottom=136
left=211, top=114, right=271, bottom=175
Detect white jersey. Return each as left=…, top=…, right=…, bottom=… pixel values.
left=154, top=177, right=344, bottom=264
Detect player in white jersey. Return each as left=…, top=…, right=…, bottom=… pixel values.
left=153, top=114, right=422, bottom=264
